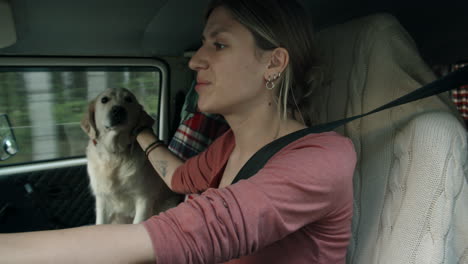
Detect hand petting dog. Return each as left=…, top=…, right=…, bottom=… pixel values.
left=81, top=88, right=180, bottom=224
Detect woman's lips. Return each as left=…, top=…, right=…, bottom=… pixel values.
left=195, top=80, right=210, bottom=92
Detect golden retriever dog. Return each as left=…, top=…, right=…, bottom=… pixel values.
left=81, top=88, right=180, bottom=224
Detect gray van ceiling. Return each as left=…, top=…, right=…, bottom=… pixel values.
left=0, top=0, right=467, bottom=64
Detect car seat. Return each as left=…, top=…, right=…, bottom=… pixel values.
left=313, top=13, right=468, bottom=263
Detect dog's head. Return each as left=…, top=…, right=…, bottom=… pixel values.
left=81, top=88, right=143, bottom=152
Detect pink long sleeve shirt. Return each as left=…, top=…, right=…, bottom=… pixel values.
left=143, top=130, right=356, bottom=264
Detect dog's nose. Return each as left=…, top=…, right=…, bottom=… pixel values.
left=109, top=105, right=127, bottom=126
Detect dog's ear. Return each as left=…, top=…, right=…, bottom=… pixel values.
left=80, top=99, right=99, bottom=139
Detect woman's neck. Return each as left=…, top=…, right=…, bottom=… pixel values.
left=224, top=105, right=305, bottom=159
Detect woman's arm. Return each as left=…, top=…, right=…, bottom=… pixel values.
left=0, top=224, right=155, bottom=264
left=133, top=109, right=231, bottom=194
left=137, top=128, right=184, bottom=192
left=143, top=133, right=356, bottom=263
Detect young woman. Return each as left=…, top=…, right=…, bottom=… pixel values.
left=0, top=0, right=356, bottom=263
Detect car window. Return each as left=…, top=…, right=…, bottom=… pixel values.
left=0, top=66, right=162, bottom=166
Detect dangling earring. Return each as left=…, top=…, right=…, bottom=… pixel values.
left=266, top=76, right=275, bottom=90
left=265, top=72, right=282, bottom=90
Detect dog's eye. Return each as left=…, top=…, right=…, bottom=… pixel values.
left=125, top=96, right=133, bottom=103
left=101, top=97, right=109, bottom=104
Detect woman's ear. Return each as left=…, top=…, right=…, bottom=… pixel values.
left=264, top=47, right=289, bottom=80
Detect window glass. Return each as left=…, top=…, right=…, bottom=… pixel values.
left=0, top=66, right=161, bottom=166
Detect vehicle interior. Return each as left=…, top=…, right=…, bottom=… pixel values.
left=0, top=0, right=467, bottom=263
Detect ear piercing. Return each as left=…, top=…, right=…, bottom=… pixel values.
left=266, top=72, right=282, bottom=90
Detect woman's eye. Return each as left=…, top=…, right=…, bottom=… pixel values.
left=124, top=96, right=133, bottom=103
left=214, top=42, right=226, bottom=50
left=101, top=96, right=109, bottom=104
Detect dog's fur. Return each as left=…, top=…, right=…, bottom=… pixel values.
left=81, top=88, right=180, bottom=224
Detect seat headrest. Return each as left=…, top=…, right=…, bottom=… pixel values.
left=310, top=13, right=460, bottom=134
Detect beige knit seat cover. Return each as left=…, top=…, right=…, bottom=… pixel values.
left=313, top=13, right=468, bottom=264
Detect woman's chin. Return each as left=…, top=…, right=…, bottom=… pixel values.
left=198, top=106, right=217, bottom=114
left=197, top=100, right=214, bottom=113
left=197, top=99, right=227, bottom=115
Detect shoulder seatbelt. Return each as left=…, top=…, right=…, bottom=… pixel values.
left=232, top=65, right=468, bottom=184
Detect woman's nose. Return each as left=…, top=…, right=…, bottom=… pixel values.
left=188, top=48, right=208, bottom=71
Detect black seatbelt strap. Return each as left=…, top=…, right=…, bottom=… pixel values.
left=232, top=65, right=468, bottom=184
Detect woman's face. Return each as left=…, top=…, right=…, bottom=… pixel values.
left=189, top=7, right=271, bottom=116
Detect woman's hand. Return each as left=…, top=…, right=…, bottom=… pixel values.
left=133, top=107, right=156, bottom=137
